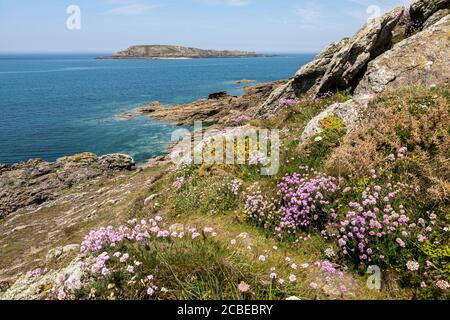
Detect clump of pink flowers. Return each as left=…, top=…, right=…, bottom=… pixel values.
left=278, top=98, right=299, bottom=108
left=81, top=216, right=214, bottom=256
left=243, top=183, right=280, bottom=230
left=249, top=151, right=269, bottom=166
left=27, top=267, right=47, bottom=278
left=229, top=179, right=243, bottom=196
left=335, top=175, right=411, bottom=264
left=277, top=166, right=338, bottom=232
left=234, top=114, right=252, bottom=125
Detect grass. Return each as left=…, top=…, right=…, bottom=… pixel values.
left=76, top=236, right=296, bottom=300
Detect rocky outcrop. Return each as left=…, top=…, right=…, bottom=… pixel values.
left=0, top=153, right=134, bottom=218
left=256, top=40, right=350, bottom=116
left=423, top=8, right=450, bottom=28
left=97, top=45, right=260, bottom=59
left=257, top=7, right=403, bottom=116
left=0, top=254, right=92, bottom=300
left=354, top=14, right=450, bottom=96
left=139, top=81, right=286, bottom=125
left=297, top=2, right=449, bottom=142
left=253, top=0, right=450, bottom=144
left=410, top=0, right=450, bottom=25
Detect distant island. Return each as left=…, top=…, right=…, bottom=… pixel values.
left=97, top=45, right=262, bottom=59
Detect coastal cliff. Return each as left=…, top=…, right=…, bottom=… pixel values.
left=97, top=45, right=261, bottom=59
left=1, top=0, right=449, bottom=301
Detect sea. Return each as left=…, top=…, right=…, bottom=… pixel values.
left=0, top=53, right=314, bottom=165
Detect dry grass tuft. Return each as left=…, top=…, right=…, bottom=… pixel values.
left=325, top=86, right=450, bottom=203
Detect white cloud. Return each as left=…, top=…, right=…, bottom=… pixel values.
left=103, top=3, right=157, bottom=16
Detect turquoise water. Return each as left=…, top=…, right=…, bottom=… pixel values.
left=0, top=54, right=314, bottom=164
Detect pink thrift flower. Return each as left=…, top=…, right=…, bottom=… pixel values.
left=238, top=281, right=250, bottom=293
left=101, top=267, right=110, bottom=276
left=120, top=253, right=129, bottom=263
left=57, top=290, right=67, bottom=300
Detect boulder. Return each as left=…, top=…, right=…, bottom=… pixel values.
left=0, top=255, right=93, bottom=300
left=299, top=98, right=369, bottom=142
left=208, top=91, right=232, bottom=100
left=355, top=14, right=450, bottom=96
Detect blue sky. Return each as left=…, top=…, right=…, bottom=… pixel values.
left=0, top=0, right=411, bottom=53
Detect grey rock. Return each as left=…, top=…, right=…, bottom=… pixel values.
left=144, top=193, right=159, bottom=206
left=257, top=6, right=403, bottom=116
left=286, top=296, right=302, bottom=300
left=257, top=39, right=349, bottom=116
left=410, top=0, right=450, bottom=25
left=423, top=8, right=449, bottom=28
left=299, top=98, right=369, bottom=142
left=0, top=153, right=134, bottom=218
left=355, top=14, right=450, bottom=96
left=0, top=255, right=92, bottom=300
left=46, top=244, right=80, bottom=262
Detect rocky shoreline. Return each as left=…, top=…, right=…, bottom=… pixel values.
left=0, top=153, right=135, bottom=219
left=137, top=80, right=286, bottom=126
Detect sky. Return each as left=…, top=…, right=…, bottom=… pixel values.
left=0, top=0, right=412, bottom=53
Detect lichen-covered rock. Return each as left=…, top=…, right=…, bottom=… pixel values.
left=410, top=0, right=450, bottom=25
left=257, top=6, right=403, bottom=116
left=355, top=14, right=450, bottom=96
left=423, top=8, right=449, bottom=28
left=257, top=39, right=349, bottom=116
left=46, top=244, right=80, bottom=262
left=0, top=153, right=134, bottom=217
left=299, top=98, right=369, bottom=142
left=0, top=255, right=92, bottom=300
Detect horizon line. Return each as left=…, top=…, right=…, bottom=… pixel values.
left=0, top=50, right=319, bottom=55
